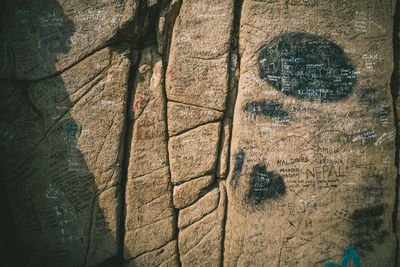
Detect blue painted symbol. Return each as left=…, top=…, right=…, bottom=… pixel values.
left=64, top=123, right=81, bottom=145
left=324, top=245, right=361, bottom=267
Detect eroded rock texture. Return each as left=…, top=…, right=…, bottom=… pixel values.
left=0, top=45, right=131, bottom=266
left=225, top=0, right=398, bottom=266
left=0, top=0, right=399, bottom=266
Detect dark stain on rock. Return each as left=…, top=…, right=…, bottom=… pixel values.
left=247, top=164, right=286, bottom=204
left=350, top=204, right=388, bottom=253
left=357, top=88, right=378, bottom=106
left=243, top=100, right=290, bottom=120
left=258, top=32, right=356, bottom=102
left=231, top=150, right=245, bottom=188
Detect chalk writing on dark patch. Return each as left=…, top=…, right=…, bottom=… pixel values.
left=243, top=100, right=290, bottom=120
left=258, top=32, right=356, bottom=102
left=247, top=164, right=286, bottom=204
left=350, top=204, right=388, bottom=253
left=357, top=88, right=378, bottom=106
left=231, top=150, right=245, bottom=187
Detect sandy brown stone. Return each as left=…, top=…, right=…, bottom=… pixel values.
left=128, top=47, right=168, bottom=178
left=157, top=0, right=182, bottom=56
left=179, top=181, right=226, bottom=267
left=159, top=256, right=180, bottom=267
left=178, top=186, right=220, bottom=229
left=125, top=240, right=178, bottom=267
left=124, top=46, right=177, bottom=262
left=1, top=0, right=399, bottom=266
left=126, top=192, right=173, bottom=232
left=169, top=122, right=221, bottom=184
left=217, top=118, right=231, bottom=179
left=125, top=167, right=171, bottom=211
left=173, top=175, right=214, bottom=209
left=224, top=0, right=397, bottom=266
left=167, top=101, right=223, bottom=136
left=124, top=216, right=175, bottom=260
left=165, top=0, right=235, bottom=110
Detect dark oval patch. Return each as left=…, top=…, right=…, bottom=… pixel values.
left=258, top=32, right=356, bottom=102
left=247, top=164, right=286, bottom=204
left=350, top=204, right=388, bottom=253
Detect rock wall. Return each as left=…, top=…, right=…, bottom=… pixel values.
left=0, top=0, right=399, bottom=266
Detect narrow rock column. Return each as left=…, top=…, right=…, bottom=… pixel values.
left=165, top=0, right=235, bottom=265
left=123, top=46, right=179, bottom=266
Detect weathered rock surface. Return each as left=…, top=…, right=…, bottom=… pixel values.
left=125, top=240, right=179, bottom=267
left=165, top=0, right=235, bottom=111
left=217, top=118, right=231, bottom=179
left=178, top=186, right=220, bottom=230
left=173, top=174, right=214, bottom=209
left=0, top=44, right=131, bottom=267
left=1, top=0, right=399, bottom=266
left=167, top=101, right=223, bottom=136
left=169, top=122, right=221, bottom=185
left=225, top=0, right=397, bottom=266
left=179, top=181, right=226, bottom=267
left=0, top=0, right=139, bottom=80
left=127, top=47, right=168, bottom=178
left=124, top=46, right=177, bottom=263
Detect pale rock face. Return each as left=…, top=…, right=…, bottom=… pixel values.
left=167, top=101, right=223, bottom=136
left=225, top=1, right=397, bottom=266
left=1, top=0, right=399, bottom=266
left=179, top=181, right=226, bottom=267
left=125, top=240, right=179, bottom=267
left=178, top=186, right=220, bottom=229
left=123, top=46, right=177, bottom=264
left=165, top=0, right=235, bottom=111
left=173, top=174, right=214, bottom=209
left=169, top=122, right=221, bottom=185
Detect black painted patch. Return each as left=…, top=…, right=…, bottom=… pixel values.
left=357, top=88, right=378, bottom=106
left=350, top=204, right=388, bottom=253
left=258, top=32, right=356, bottom=102
left=247, top=164, right=286, bottom=204
left=231, top=151, right=245, bottom=188
left=244, top=100, right=290, bottom=120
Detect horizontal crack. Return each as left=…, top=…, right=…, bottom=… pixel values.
left=127, top=215, right=173, bottom=232
left=125, top=239, right=174, bottom=261
left=167, top=99, right=224, bottom=112
left=169, top=118, right=223, bottom=138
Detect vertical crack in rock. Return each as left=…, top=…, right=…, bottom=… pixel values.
left=162, top=3, right=183, bottom=266
left=163, top=94, right=182, bottom=267
left=159, top=0, right=182, bottom=68
left=163, top=52, right=183, bottom=267
left=118, top=49, right=139, bottom=266
left=221, top=0, right=243, bottom=265
left=163, top=58, right=183, bottom=265
left=84, top=193, right=99, bottom=266
left=391, top=0, right=400, bottom=266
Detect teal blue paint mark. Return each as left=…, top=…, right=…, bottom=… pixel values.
left=324, top=246, right=361, bottom=267
left=64, top=124, right=82, bottom=145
